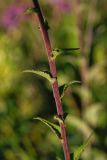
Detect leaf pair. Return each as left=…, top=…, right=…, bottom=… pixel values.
left=23, top=70, right=81, bottom=100
left=34, top=117, right=93, bottom=160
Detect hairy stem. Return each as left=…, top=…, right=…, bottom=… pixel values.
left=32, top=0, right=70, bottom=159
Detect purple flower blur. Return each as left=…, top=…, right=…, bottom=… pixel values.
left=1, top=4, right=26, bottom=29
left=49, top=0, right=71, bottom=12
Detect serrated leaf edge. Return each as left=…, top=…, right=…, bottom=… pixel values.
left=23, top=70, right=52, bottom=82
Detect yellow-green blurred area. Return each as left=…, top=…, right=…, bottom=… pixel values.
left=0, top=0, right=107, bottom=159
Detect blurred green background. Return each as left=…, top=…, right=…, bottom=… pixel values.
left=0, top=0, right=107, bottom=159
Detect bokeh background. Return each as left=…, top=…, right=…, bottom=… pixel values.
left=0, top=0, right=107, bottom=159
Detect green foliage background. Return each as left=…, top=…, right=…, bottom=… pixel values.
left=0, top=0, right=107, bottom=159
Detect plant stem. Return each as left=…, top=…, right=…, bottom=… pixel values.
left=32, top=0, right=70, bottom=159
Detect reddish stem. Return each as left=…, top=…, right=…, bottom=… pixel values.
left=32, top=0, right=70, bottom=159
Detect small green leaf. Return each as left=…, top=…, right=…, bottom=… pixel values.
left=54, top=112, right=68, bottom=122
left=52, top=48, right=80, bottom=59
left=73, top=133, right=93, bottom=160
left=44, top=19, right=50, bottom=30
left=34, top=117, right=61, bottom=139
left=24, top=7, right=39, bottom=15
left=60, top=81, right=81, bottom=99
left=23, top=70, right=52, bottom=82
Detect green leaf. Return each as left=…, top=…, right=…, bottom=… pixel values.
left=44, top=19, right=50, bottom=30
left=24, top=7, right=39, bottom=15
left=34, top=117, right=61, bottom=139
left=23, top=70, right=52, bottom=82
left=73, top=133, right=93, bottom=160
left=52, top=48, right=80, bottom=59
left=60, top=81, right=81, bottom=99
left=54, top=112, right=68, bottom=122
